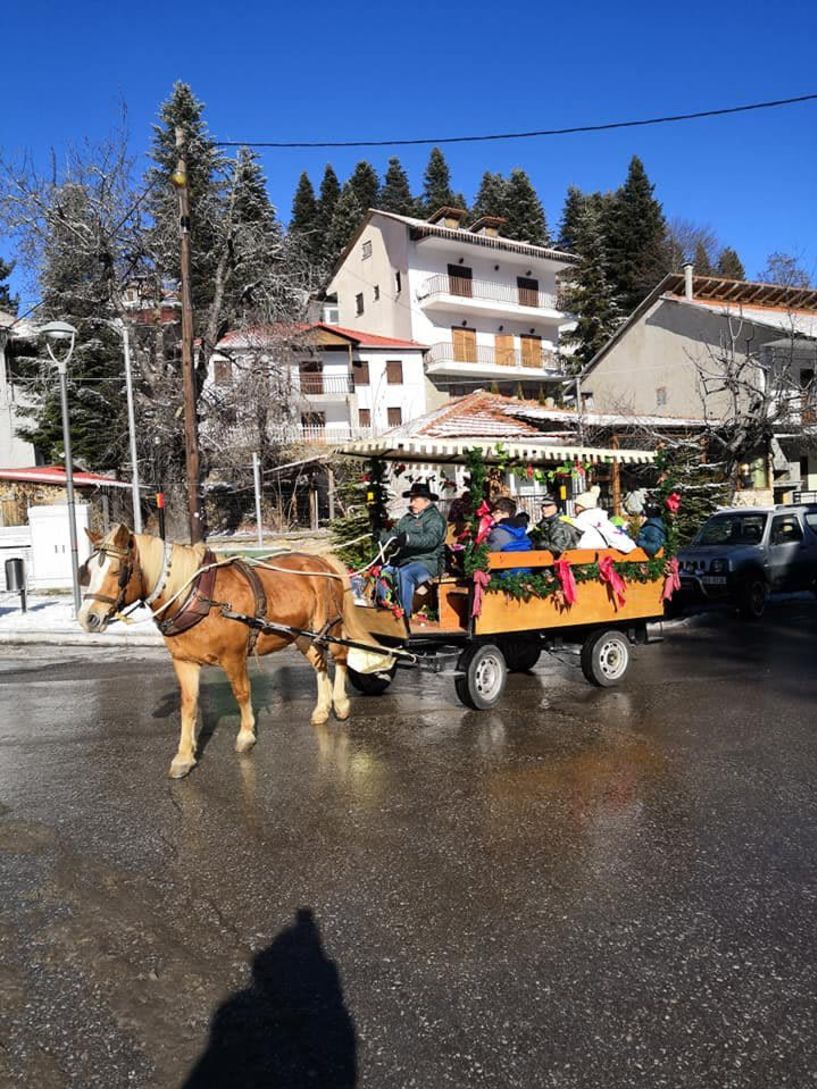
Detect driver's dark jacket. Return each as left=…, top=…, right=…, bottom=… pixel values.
left=381, top=504, right=447, bottom=577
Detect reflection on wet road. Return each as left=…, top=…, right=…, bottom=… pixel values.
left=0, top=598, right=815, bottom=1087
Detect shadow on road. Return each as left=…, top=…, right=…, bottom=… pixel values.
left=181, top=907, right=357, bottom=1088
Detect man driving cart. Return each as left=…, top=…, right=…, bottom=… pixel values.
left=379, top=482, right=446, bottom=618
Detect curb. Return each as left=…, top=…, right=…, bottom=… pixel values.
left=0, top=630, right=163, bottom=648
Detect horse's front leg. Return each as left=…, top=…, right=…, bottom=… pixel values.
left=169, top=658, right=201, bottom=779
left=224, top=654, right=257, bottom=754
left=298, top=639, right=333, bottom=726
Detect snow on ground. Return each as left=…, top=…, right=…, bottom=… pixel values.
left=0, top=593, right=161, bottom=644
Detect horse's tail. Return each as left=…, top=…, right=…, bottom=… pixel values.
left=320, top=553, right=394, bottom=669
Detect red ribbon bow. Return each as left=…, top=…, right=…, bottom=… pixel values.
left=471, top=569, right=491, bottom=617
left=662, top=557, right=681, bottom=602
left=599, top=555, right=627, bottom=606
left=475, top=500, right=494, bottom=545
left=665, top=491, right=681, bottom=514
left=553, top=558, right=577, bottom=605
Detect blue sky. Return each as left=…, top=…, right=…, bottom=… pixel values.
left=3, top=0, right=816, bottom=306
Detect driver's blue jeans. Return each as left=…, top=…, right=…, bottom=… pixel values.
left=380, top=562, right=433, bottom=617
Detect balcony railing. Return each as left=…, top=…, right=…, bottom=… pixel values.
left=426, top=341, right=560, bottom=372
left=418, top=274, right=562, bottom=312
left=269, top=425, right=381, bottom=446
left=295, top=374, right=354, bottom=396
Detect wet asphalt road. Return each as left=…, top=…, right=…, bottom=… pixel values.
left=0, top=600, right=816, bottom=1089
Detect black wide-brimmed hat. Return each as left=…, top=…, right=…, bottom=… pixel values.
left=402, top=481, right=439, bottom=501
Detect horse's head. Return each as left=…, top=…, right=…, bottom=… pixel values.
left=77, top=523, right=140, bottom=633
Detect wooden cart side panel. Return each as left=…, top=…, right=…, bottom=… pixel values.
left=352, top=604, right=409, bottom=641
left=487, top=547, right=657, bottom=570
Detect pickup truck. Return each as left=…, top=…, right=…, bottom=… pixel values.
left=675, top=504, right=817, bottom=618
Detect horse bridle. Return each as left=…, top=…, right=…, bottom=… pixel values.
left=80, top=539, right=140, bottom=617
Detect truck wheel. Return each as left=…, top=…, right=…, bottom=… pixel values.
left=502, top=638, right=541, bottom=672
left=580, top=629, right=631, bottom=687
left=737, top=577, right=767, bottom=620
left=455, top=643, right=508, bottom=710
left=347, top=665, right=396, bottom=695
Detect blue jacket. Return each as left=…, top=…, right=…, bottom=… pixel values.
left=636, top=516, right=667, bottom=557
left=486, top=518, right=532, bottom=576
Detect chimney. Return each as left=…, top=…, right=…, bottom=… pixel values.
left=427, top=206, right=468, bottom=230
left=683, top=263, right=694, bottom=300
left=469, top=215, right=506, bottom=238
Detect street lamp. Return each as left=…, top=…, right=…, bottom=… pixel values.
left=40, top=320, right=82, bottom=614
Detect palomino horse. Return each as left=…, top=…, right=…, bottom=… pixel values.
left=77, top=523, right=382, bottom=778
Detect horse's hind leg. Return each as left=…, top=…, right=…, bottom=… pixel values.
left=224, top=654, right=257, bottom=754
left=297, top=638, right=333, bottom=726
left=332, top=656, right=350, bottom=721
left=169, top=659, right=201, bottom=779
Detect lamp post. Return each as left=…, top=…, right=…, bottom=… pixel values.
left=40, top=320, right=82, bottom=614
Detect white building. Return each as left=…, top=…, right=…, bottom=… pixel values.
left=0, top=310, right=38, bottom=468
left=209, top=322, right=427, bottom=445
left=326, top=207, right=579, bottom=407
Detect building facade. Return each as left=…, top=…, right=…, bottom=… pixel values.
left=0, top=310, right=38, bottom=469
left=326, top=209, right=578, bottom=408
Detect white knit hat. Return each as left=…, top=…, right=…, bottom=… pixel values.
left=573, top=485, right=600, bottom=510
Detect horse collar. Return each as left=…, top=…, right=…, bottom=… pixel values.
left=143, top=539, right=173, bottom=607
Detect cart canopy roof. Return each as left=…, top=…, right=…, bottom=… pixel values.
left=340, top=436, right=655, bottom=466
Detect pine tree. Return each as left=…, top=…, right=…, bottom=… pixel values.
left=716, top=247, right=745, bottom=280
left=317, top=165, right=341, bottom=231
left=290, top=171, right=318, bottom=232
left=0, top=257, right=18, bottom=313
left=607, top=156, right=668, bottom=314
left=557, top=185, right=585, bottom=252
left=558, top=201, right=620, bottom=371
left=419, top=147, right=457, bottom=217
left=326, top=183, right=364, bottom=266
left=225, top=148, right=285, bottom=318
left=502, top=169, right=551, bottom=246
left=693, top=240, right=714, bottom=276
left=379, top=157, right=416, bottom=216
left=348, top=161, right=380, bottom=215
left=472, top=172, right=508, bottom=221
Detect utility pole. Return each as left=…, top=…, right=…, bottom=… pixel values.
left=172, top=126, right=203, bottom=542
left=252, top=452, right=263, bottom=550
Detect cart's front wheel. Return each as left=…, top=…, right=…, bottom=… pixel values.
left=580, top=629, right=630, bottom=687
left=347, top=664, right=396, bottom=695
left=455, top=643, right=508, bottom=710
left=502, top=637, right=541, bottom=672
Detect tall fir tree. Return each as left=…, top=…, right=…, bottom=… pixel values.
left=289, top=170, right=321, bottom=263
left=326, top=183, right=364, bottom=267
left=348, top=161, right=380, bottom=215
left=693, top=240, right=714, bottom=276
left=317, top=165, right=341, bottom=230
left=557, top=186, right=586, bottom=252
left=502, top=169, right=551, bottom=246
left=0, top=257, right=18, bottom=313
left=716, top=247, right=746, bottom=280
left=606, top=156, right=668, bottom=314
left=419, top=147, right=457, bottom=217
left=471, top=172, right=508, bottom=221
left=379, top=157, right=416, bottom=216
left=558, top=201, right=620, bottom=371
left=225, top=147, right=285, bottom=318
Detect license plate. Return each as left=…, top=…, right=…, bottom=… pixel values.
left=701, top=576, right=727, bottom=585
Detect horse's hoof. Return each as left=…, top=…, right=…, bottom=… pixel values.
left=169, top=757, right=196, bottom=779
left=311, top=710, right=330, bottom=726
left=235, top=733, right=256, bottom=754
left=334, top=702, right=351, bottom=721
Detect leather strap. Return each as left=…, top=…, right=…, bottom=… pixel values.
left=158, top=551, right=219, bottom=637
left=233, top=559, right=268, bottom=654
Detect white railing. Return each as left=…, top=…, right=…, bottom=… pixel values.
left=418, top=274, right=562, bottom=312
left=295, top=374, right=354, bottom=396
left=426, top=341, right=560, bottom=372
left=268, top=425, right=382, bottom=446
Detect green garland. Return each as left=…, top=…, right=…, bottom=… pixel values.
left=460, top=445, right=679, bottom=602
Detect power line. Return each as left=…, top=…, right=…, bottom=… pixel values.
left=213, top=92, right=817, bottom=149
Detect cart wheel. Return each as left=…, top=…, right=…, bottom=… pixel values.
left=580, top=629, right=630, bottom=687
left=455, top=643, right=508, bottom=710
left=347, top=665, right=396, bottom=695
left=502, top=638, right=541, bottom=672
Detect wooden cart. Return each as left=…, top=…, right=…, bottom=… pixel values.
left=349, top=547, right=666, bottom=710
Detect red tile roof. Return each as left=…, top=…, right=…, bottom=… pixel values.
left=216, top=323, right=425, bottom=351
left=0, top=466, right=134, bottom=489
left=409, top=391, right=552, bottom=439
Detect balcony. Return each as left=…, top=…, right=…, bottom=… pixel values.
left=269, top=425, right=380, bottom=446
left=417, top=274, right=565, bottom=321
left=294, top=373, right=354, bottom=398
left=425, top=341, right=562, bottom=382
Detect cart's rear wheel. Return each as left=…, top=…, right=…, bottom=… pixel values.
left=455, top=643, right=507, bottom=710
left=347, top=664, right=396, bottom=695
left=580, top=629, right=630, bottom=687
left=502, top=637, right=542, bottom=673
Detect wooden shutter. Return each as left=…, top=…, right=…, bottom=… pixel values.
left=452, top=326, right=477, bottom=363
left=387, top=406, right=403, bottom=426
left=517, top=276, right=539, bottom=307
left=352, top=360, right=370, bottom=386
left=448, top=264, right=473, bottom=298
left=495, top=334, right=515, bottom=366
left=358, top=408, right=371, bottom=428
left=386, top=360, right=403, bottom=384
left=520, top=334, right=542, bottom=368
left=299, top=361, right=323, bottom=394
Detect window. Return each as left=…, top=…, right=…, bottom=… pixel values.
left=355, top=293, right=364, bottom=316
left=362, top=240, right=372, bottom=260
left=517, top=276, right=539, bottom=307
left=452, top=326, right=477, bottom=363
left=448, top=263, right=473, bottom=298
left=358, top=408, right=371, bottom=428
left=373, top=285, right=380, bottom=301
left=213, top=358, right=233, bottom=386
left=394, top=270, right=402, bottom=294
left=386, top=360, right=403, bottom=384
left=495, top=334, right=515, bottom=366
left=301, top=411, right=326, bottom=431
left=387, top=406, right=403, bottom=427
left=656, top=386, right=667, bottom=407
left=299, top=360, right=323, bottom=395
left=519, top=334, right=542, bottom=368
left=352, top=360, right=370, bottom=386
left=323, top=305, right=339, bottom=325
left=770, top=515, right=803, bottom=546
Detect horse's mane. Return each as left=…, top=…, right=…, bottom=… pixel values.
left=135, top=531, right=208, bottom=600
